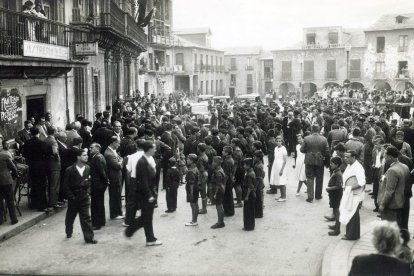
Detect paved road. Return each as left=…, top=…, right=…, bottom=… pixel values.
left=0, top=157, right=376, bottom=276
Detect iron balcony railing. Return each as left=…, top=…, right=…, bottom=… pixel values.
left=0, top=8, right=72, bottom=57
left=246, top=65, right=254, bottom=71
left=374, top=71, right=387, bottom=79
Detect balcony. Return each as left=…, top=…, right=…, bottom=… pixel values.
left=0, top=8, right=72, bottom=58
left=173, top=65, right=184, bottom=73
left=246, top=65, right=254, bottom=71
left=374, top=72, right=387, bottom=80
left=303, top=70, right=314, bottom=81
left=302, top=43, right=345, bottom=50
left=150, top=34, right=180, bottom=48
left=201, top=64, right=206, bottom=71
left=350, top=70, right=361, bottom=80
left=325, top=70, right=337, bottom=80
left=230, top=81, right=236, bottom=86
left=399, top=46, right=408, bottom=52
left=194, top=64, right=200, bottom=72
left=281, top=71, right=292, bottom=81
left=395, top=70, right=410, bottom=80
left=98, top=1, right=146, bottom=51
left=230, top=66, right=237, bottom=71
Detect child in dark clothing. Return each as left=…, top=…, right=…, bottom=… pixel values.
left=326, top=156, right=343, bottom=236
left=165, top=157, right=180, bottom=213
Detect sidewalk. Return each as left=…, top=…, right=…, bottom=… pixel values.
left=0, top=197, right=64, bottom=243
left=322, top=209, right=414, bottom=276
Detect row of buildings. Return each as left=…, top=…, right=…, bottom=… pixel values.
left=0, top=0, right=413, bottom=140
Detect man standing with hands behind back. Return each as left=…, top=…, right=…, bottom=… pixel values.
left=300, top=124, right=330, bottom=203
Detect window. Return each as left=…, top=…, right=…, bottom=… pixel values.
left=246, top=57, right=253, bottom=70
left=350, top=59, right=361, bottom=79
left=306, top=33, right=316, bottom=45
left=377, top=37, right=385, bottom=53
left=211, top=80, right=214, bottom=94
left=175, top=53, right=184, bottom=66
left=265, top=81, right=273, bottom=93
left=216, top=80, right=218, bottom=94
left=206, top=55, right=209, bottom=66
left=399, top=35, right=408, bottom=52
left=166, top=54, right=170, bottom=67
left=328, top=32, right=338, bottom=44
left=247, top=74, right=253, bottom=92
left=375, top=62, right=386, bottom=79
left=231, top=58, right=236, bottom=70
left=230, top=74, right=236, bottom=86
left=303, top=60, right=314, bottom=80
left=281, top=61, right=292, bottom=80
left=194, top=53, right=197, bottom=66
left=206, top=81, right=209, bottom=94
left=264, top=60, right=273, bottom=79
left=200, top=81, right=203, bottom=94
left=200, top=54, right=203, bottom=65
left=398, top=61, right=409, bottom=78
left=220, top=80, right=223, bottom=93
left=326, top=60, right=336, bottom=79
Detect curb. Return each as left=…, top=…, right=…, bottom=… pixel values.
left=0, top=208, right=63, bottom=243
left=321, top=220, right=378, bottom=276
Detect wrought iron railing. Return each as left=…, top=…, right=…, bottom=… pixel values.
left=0, top=8, right=72, bottom=57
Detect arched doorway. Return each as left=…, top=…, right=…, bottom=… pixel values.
left=395, top=81, right=414, bottom=92
left=279, top=83, right=295, bottom=99
left=302, top=82, right=317, bottom=98
left=324, top=82, right=339, bottom=89
left=374, top=81, right=391, bottom=91
left=350, top=82, right=364, bottom=90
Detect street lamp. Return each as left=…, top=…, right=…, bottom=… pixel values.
left=345, top=43, right=352, bottom=80
left=298, top=55, right=304, bottom=101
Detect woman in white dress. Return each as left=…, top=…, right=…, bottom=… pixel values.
left=295, top=134, right=306, bottom=196
left=269, top=136, right=288, bottom=202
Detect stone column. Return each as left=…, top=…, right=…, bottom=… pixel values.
left=124, top=54, right=131, bottom=97
left=114, top=50, right=123, bottom=101
left=134, top=57, right=139, bottom=94
left=104, top=50, right=112, bottom=107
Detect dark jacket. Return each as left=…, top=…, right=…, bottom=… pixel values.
left=104, top=147, right=122, bottom=187
left=378, top=161, right=409, bottom=210
left=300, top=133, right=330, bottom=166
left=23, top=136, right=51, bottom=174
left=63, top=164, right=91, bottom=201
left=348, top=254, right=410, bottom=276
left=44, top=135, right=61, bottom=171
left=89, top=153, right=109, bottom=190
left=119, top=136, right=137, bottom=158
left=0, top=151, right=18, bottom=186
left=78, top=127, right=92, bottom=149
left=15, top=129, right=31, bottom=148
left=135, top=156, right=157, bottom=200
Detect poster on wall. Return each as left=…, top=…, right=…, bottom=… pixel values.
left=0, top=88, right=23, bottom=141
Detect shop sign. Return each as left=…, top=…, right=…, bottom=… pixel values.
left=23, top=40, right=69, bottom=60
left=0, top=89, right=23, bottom=140
left=75, top=42, right=98, bottom=56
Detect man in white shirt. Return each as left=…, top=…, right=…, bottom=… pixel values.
left=123, top=140, right=145, bottom=226
left=341, top=150, right=365, bottom=241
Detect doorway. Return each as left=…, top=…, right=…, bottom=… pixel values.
left=26, top=95, right=45, bottom=123
left=229, top=88, right=235, bottom=99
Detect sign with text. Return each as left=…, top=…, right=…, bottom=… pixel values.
left=0, top=89, right=23, bottom=140
left=74, top=42, right=98, bottom=56
left=23, top=40, right=69, bottom=60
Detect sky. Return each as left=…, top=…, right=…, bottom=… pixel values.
left=172, top=0, right=413, bottom=51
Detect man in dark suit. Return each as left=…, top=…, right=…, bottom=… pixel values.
left=161, top=123, right=177, bottom=189
left=45, top=126, right=61, bottom=209
left=125, top=141, right=162, bottom=246
left=23, top=127, right=51, bottom=211
left=300, top=124, right=330, bottom=203
left=15, top=120, right=32, bottom=152
left=63, top=149, right=97, bottom=244
left=379, top=146, right=410, bottom=228
left=92, top=121, right=115, bottom=154
left=104, top=136, right=123, bottom=220
left=91, top=112, right=103, bottom=135
left=78, top=119, right=93, bottom=149
left=89, top=143, right=109, bottom=230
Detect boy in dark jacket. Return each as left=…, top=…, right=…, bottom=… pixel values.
left=326, top=156, right=343, bottom=236
left=165, top=157, right=180, bottom=213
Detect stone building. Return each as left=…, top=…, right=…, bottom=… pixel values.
left=272, top=27, right=365, bottom=99
left=224, top=47, right=263, bottom=98
left=174, top=28, right=226, bottom=97
left=364, top=13, right=414, bottom=91
left=0, top=0, right=147, bottom=137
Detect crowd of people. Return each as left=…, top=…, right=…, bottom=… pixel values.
left=1, top=87, right=414, bottom=271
